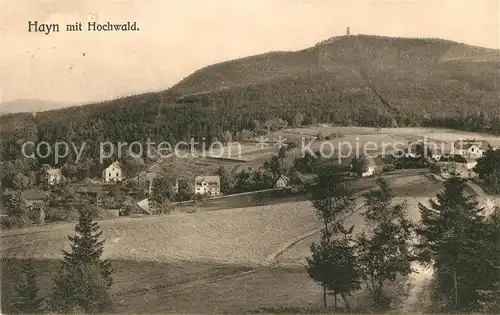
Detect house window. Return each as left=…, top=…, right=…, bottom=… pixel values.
left=108, top=173, right=111, bottom=177
left=116, top=172, right=119, bottom=176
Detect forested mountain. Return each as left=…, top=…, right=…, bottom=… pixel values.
left=1, top=35, right=500, bottom=167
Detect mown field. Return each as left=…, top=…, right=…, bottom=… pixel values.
left=1, top=201, right=322, bottom=265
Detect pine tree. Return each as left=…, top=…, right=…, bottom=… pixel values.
left=50, top=208, right=113, bottom=313
left=473, top=146, right=500, bottom=193
left=416, top=173, right=490, bottom=310
left=356, top=178, right=414, bottom=309
left=477, top=207, right=500, bottom=313
left=12, top=257, right=44, bottom=314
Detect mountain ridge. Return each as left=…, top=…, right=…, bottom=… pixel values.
left=2, top=34, right=500, bottom=165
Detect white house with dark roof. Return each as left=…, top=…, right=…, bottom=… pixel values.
left=351, top=155, right=385, bottom=177
left=102, top=161, right=124, bottom=183
left=452, top=139, right=490, bottom=159
left=45, top=168, right=63, bottom=185
left=194, top=175, right=220, bottom=196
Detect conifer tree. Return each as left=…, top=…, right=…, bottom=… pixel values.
left=50, top=208, right=113, bottom=313
left=416, top=173, right=490, bottom=310
left=12, top=257, right=44, bottom=314
left=2, top=189, right=29, bottom=228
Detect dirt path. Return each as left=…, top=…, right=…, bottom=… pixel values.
left=399, top=263, right=433, bottom=313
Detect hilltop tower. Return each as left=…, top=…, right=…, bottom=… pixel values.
left=347, top=27, right=350, bottom=37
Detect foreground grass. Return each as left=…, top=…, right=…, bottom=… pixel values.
left=1, top=201, right=321, bottom=265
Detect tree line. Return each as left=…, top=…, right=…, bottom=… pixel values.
left=306, top=169, right=500, bottom=312
left=7, top=209, right=113, bottom=314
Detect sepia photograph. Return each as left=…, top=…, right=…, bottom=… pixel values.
left=1, top=0, right=500, bottom=313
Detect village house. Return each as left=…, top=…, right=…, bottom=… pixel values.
left=451, top=139, right=490, bottom=159
left=435, top=155, right=478, bottom=178
left=45, top=167, right=63, bottom=185
left=405, top=144, right=421, bottom=159
left=274, top=174, right=290, bottom=188
left=351, top=155, right=385, bottom=177
left=431, top=146, right=452, bottom=162
left=102, top=161, right=124, bottom=183
left=294, top=173, right=318, bottom=186
left=194, top=175, right=221, bottom=196
left=363, top=156, right=385, bottom=177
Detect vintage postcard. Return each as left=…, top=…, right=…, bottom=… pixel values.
left=1, top=1, right=500, bottom=314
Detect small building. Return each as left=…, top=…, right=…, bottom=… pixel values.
left=351, top=155, right=385, bottom=177
left=275, top=174, right=290, bottom=188
left=21, top=190, right=49, bottom=224
left=362, top=156, right=385, bottom=177
left=452, top=139, right=490, bottom=159
left=405, top=145, right=420, bottom=159
left=102, top=161, right=124, bottom=183
left=194, top=175, right=220, bottom=196
left=430, top=143, right=453, bottom=162
left=294, top=173, right=319, bottom=186
left=45, top=168, right=63, bottom=185
left=436, top=155, right=478, bottom=178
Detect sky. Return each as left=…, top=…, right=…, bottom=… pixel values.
left=1, top=0, right=499, bottom=104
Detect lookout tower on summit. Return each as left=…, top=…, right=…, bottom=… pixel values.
left=347, top=27, right=350, bottom=36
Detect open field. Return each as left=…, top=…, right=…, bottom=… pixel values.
left=269, top=126, right=500, bottom=158
left=1, top=202, right=322, bottom=265
left=3, top=257, right=401, bottom=314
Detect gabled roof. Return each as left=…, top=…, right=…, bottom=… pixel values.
left=276, top=174, right=290, bottom=183
left=296, top=173, right=318, bottom=185
left=453, top=139, right=490, bottom=150
left=103, top=161, right=123, bottom=171
left=439, top=154, right=476, bottom=163
left=195, top=175, right=220, bottom=186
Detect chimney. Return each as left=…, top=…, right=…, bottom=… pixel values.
left=347, top=27, right=350, bottom=37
